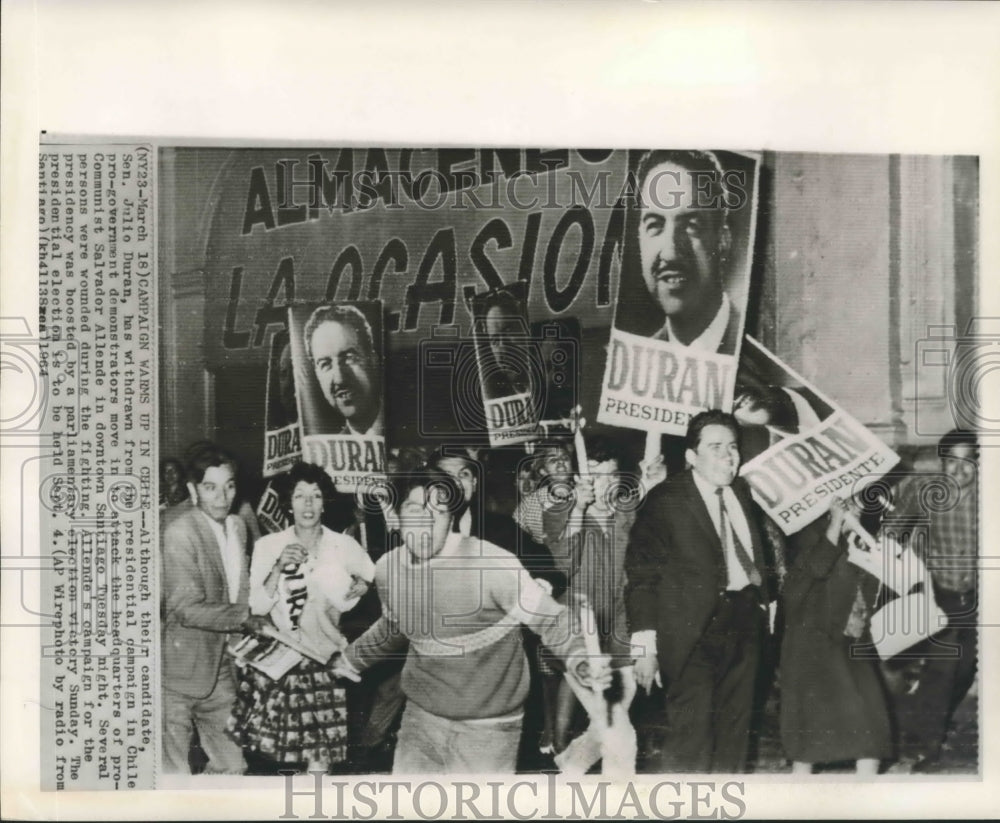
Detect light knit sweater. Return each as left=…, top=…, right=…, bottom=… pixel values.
left=345, top=532, right=585, bottom=720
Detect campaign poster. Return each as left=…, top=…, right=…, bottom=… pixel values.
left=735, top=336, right=900, bottom=534
left=468, top=283, right=541, bottom=446
left=287, top=301, right=386, bottom=493
left=262, top=329, right=303, bottom=477
left=598, top=150, right=760, bottom=435
left=255, top=480, right=290, bottom=534
left=197, top=149, right=630, bottom=449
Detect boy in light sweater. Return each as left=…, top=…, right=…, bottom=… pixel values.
left=334, top=468, right=610, bottom=773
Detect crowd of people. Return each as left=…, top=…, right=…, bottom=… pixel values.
left=159, top=418, right=979, bottom=776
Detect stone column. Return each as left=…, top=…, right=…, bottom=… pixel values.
left=762, top=152, right=964, bottom=447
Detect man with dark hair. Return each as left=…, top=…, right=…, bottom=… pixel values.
left=431, top=449, right=564, bottom=596
left=161, top=445, right=250, bottom=774
left=304, top=304, right=383, bottom=436
left=626, top=409, right=774, bottom=772
left=893, top=428, right=979, bottom=772
left=333, top=468, right=610, bottom=773
left=633, top=149, right=741, bottom=354
left=161, top=440, right=262, bottom=551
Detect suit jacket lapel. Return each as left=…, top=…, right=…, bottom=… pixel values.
left=732, top=479, right=770, bottom=597
left=732, top=480, right=763, bottom=558
left=681, top=472, right=726, bottom=575
left=235, top=518, right=250, bottom=605
left=192, top=510, right=228, bottom=589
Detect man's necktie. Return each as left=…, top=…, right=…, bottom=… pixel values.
left=717, top=487, right=762, bottom=588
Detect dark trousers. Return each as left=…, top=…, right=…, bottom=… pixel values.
left=659, top=590, right=765, bottom=773
left=896, top=589, right=977, bottom=759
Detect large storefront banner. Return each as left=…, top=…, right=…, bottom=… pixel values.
left=735, top=337, right=900, bottom=534
left=199, top=148, right=634, bottom=447
left=286, top=301, right=386, bottom=492
left=597, top=150, right=759, bottom=436
left=202, top=149, right=630, bottom=369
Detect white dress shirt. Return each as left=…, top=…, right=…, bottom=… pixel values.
left=631, top=469, right=759, bottom=660
left=201, top=511, right=244, bottom=604
left=691, top=469, right=754, bottom=591
left=656, top=292, right=732, bottom=352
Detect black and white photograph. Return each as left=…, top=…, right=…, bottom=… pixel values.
left=5, top=3, right=999, bottom=821
left=148, top=145, right=985, bottom=784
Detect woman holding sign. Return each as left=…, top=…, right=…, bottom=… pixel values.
left=779, top=497, right=892, bottom=774
left=229, top=462, right=375, bottom=772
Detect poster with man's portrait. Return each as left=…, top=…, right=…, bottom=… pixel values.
left=287, top=301, right=386, bottom=491
left=598, top=149, right=760, bottom=436
left=262, top=329, right=303, bottom=478
left=735, top=336, right=900, bottom=534
left=255, top=479, right=290, bottom=534
left=469, top=284, right=542, bottom=446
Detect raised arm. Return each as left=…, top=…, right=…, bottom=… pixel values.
left=782, top=501, right=849, bottom=612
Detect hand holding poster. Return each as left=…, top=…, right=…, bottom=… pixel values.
left=735, top=336, right=900, bottom=534
left=598, top=149, right=759, bottom=435
left=287, top=301, right=386, bottom=492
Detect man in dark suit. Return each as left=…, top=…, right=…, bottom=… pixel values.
left=626, top=409, right=773, bottom=772
left=161, top=445, right=250, bottom=774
